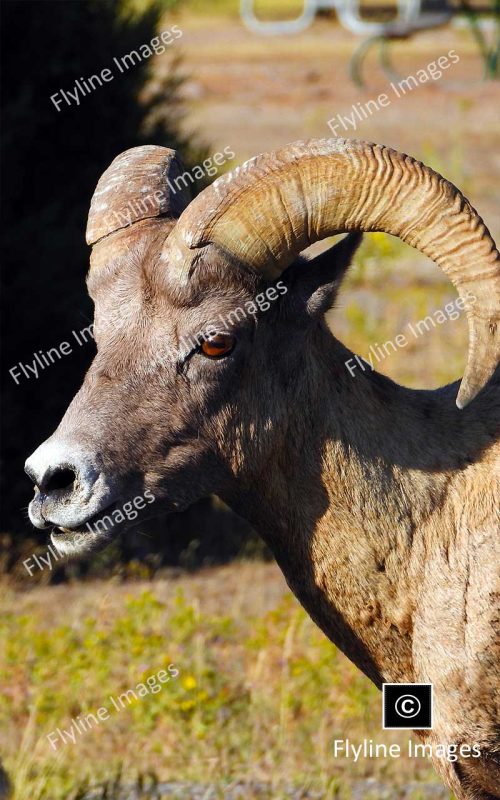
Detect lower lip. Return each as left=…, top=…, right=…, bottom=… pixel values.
left=50, top=501, right=120, bottom=537
left=51, top=527, right=86, bottom=539
left=51, top=524, right=96, bottom=541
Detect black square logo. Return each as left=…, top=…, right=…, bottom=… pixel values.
left=382, top=683, right=433, bottom=729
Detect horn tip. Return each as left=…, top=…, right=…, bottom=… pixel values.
left=457, top=379, right=483, bottom=410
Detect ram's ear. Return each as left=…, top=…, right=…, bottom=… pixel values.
left=281, top=232, right=363, bottom=318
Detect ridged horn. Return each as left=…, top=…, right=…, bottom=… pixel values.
left=163, top=138, right=500, bottom=409
left=86, top=145, right=191, bottom=246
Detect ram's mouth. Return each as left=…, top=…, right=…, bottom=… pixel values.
left=53, top=502, right=119, bottom=536
left=50, top=502, right=122, bottom=557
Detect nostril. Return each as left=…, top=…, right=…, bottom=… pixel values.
left=44, top=468, right=77, bottom=493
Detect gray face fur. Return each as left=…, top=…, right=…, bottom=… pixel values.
left=25, top=222, right=361, bottom=556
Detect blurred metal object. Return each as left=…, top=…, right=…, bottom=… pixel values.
left=240, top=0, right=452, bottom=37
left=346, top=0, right=453, bottom=84
left=338, top=0, right=452, bottom=36
left=240, top=1, right=500, bottom=84
left=240, top=0, right=453, bottom=85
left=240, top=0, right=323, bottom=34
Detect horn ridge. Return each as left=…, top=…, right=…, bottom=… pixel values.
left=87, top=145, right=191, bottom=246
left=165, top=137, right=499, bottom=407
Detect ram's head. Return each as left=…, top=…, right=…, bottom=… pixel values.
left=25, top=139, right=500, bottom=555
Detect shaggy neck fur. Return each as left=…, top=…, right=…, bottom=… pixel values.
left=224, top=323, right=498, bottom=689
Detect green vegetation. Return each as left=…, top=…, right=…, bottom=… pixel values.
left=0, top=571, right=444, bottom=799
left=332, top=228, right=469, bottom=391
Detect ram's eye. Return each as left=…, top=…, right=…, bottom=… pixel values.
left=200, top=333, right=236, bottom=358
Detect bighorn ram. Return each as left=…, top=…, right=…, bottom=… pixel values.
left=25, top=139, right=499, bottom=799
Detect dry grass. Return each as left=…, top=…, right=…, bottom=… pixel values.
left=0, top=564, right=446, bottom=800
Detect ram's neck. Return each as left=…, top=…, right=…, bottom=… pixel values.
left=226, top=331, right=478, bottom=687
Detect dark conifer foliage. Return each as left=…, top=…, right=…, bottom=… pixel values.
left=1, top=1, right=257, bottom=574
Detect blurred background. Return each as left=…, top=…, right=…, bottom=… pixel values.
left=1, top=1, right=499, bottom=798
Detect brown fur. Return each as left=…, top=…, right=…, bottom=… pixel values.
left=27, top=220, right=500, bottom=799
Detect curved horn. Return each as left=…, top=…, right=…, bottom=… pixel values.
left=164, top=138, right=499, bottom=409
left=87, top=145, right=191, bottom=246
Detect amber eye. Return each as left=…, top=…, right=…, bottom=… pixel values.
left=200, top=333, right=236, bottom=359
